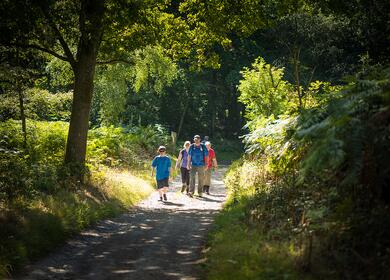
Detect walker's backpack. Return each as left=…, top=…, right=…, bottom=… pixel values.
left=180, top=148, right=187, bottom=157
left=189, top=143, right=207, bottom=157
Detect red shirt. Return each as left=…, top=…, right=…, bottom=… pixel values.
left=207, top=148, right=216, bottom=168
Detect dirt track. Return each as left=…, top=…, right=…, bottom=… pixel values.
left=14, top=168, right=227, bottom=280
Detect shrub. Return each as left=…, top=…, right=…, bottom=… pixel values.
left=0, top=89, right=73, bottom=122
left=87, top=124, right=170, bottom=167
left=0, top=93, right=19, bottom=121
left=0, top=119, right=171, bottom=206
left=218, top=66, right=390, bottom=279
left=0, top=119, right=163, bottom=277
left=25, top=89, right=72, bottom=121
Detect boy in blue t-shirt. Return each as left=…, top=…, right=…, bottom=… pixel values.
left=151, top=145, right=171, bottom=201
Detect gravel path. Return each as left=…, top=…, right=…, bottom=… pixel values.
left=14, top=167, right=227, bottom=280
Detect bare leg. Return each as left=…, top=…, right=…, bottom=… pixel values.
left=163, top=187, right=168, bottom=201
left=158, top=188, right=164, bottom=200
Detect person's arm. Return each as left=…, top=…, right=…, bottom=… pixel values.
left=204, top=147, right=209, bottom=170
left=168, top=158, right=172, bottom=180
left=151, top=158, right=156, bottom=177
left=187, top=154, right=192, bottom=169
left=187, top=147, right=192, bottom=169
left=175, top=151, right=182, bottom=169
left=213, top=158, right=218, bottom=170
left=212, top=150, right=218, bottom=169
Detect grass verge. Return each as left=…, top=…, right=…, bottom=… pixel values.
left=0, top=168, right=154, bottom=278
left=204, top=198, right=312, bottom=280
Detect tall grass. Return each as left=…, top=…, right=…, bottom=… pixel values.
left=205, top=197, right=310, bottom=280
left=0, top=168, right=154, bottom=278
left=204, top=162, right=314, bottom=280
left=0, top=119, right=167, bottom=278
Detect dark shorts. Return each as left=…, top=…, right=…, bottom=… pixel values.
left=180, top=167, right=190, bottom=185
left=156, top=178, right=169, bottom=189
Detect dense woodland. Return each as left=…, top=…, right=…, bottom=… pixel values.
left=0, top=0, right=389, bottom=279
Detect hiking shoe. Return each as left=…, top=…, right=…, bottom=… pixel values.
left=163, top=194, right=167, bottom=201
left=159, top=197, right=163, bottom=201
left=187, top=193, right=193, bottom=198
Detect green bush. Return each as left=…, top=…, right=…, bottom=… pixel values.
left=0, top=93, right=19, bottom=121
left=0, top=151, right=32, bottom=201
left=0, top=89, right=72, bottom=122
left=209, top=66, right=390, bottom=279
left=87, top=124, right=170, bottom=167
left=0, top=119, right=163, bottom=277
left=25, top=89, right=72, bottom=121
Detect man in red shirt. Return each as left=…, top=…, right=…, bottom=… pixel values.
left=203, top=141, right=218, bottom=195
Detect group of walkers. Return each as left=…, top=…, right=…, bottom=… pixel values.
left=151, top=135, right=218, bottom=202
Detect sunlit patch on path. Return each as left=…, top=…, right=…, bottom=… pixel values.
left=14, top=168, right=227, bottom=280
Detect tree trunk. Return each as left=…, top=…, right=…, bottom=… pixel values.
left=177, top=91, right=190, bottom=140
left=18, top=87, right=27, bottom=149
left=228, top=85, right=241, bottom=138
left=211, top=104, right=216, bottom=138
left=293, top=47, right=303, bottom=109
left=65, top=61, right=97, bottom=164
left=209, top=72, right=217, bottom=138
left=64, top=0, right=104, bottom=166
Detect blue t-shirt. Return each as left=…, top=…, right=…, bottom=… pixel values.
left=189, top=144, right=209, bottom=166
left=152, top=155, right=171, bottom=180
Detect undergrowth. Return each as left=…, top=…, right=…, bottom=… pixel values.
left=0, top=120, right=169, bottom=278
left=0, top=168, right=154, bottom=278
left=205, top=195, right=310, bottom=280
left=205, top=65, right=390, bottom=279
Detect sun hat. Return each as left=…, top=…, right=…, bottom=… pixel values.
left=158, top=145, right=166, bottom=152
left=194, top=135, right=201, bottom=139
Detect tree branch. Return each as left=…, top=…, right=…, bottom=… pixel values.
left=96, top=59, right=133, bottom=65
left=38, top=7, right=77, bottom=68
left=306, top=66, right=317, bottom=88
left=0, top=79, right=13, bottom=84
left=7, top=43, right=70, bottom=62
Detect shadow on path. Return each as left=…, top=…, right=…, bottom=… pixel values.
left=161, top=201, right=185, bottom=207
left=14, top=168, right=228, bottom=280
left=195, top=196, right=223, bottom=203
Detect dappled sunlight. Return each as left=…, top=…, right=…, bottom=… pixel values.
left=16, top=168, right=228, bottom=279
left=177, top=249, right=193, bottom=255
left=102, top=169, right=155, bottom=206
left=112, top=269, right=135, bottom=274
